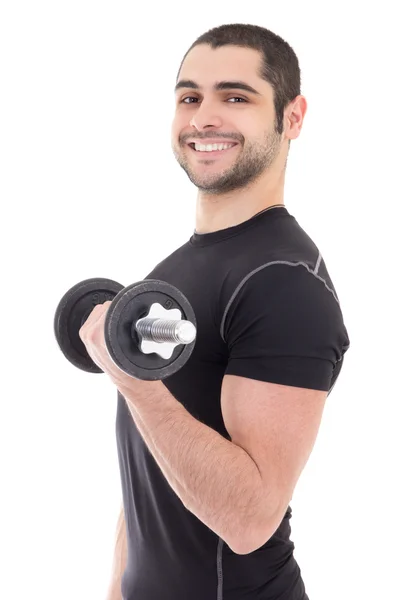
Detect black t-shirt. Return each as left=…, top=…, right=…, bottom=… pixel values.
left=116, top=206, right=350, bottom=600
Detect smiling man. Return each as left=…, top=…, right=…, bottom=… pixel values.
left=172, top=47, right=284, bottom=209
left=103, top=23, right=350, bottom=600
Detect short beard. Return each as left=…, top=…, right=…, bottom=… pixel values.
left=172, top=126, right=282, bottom=196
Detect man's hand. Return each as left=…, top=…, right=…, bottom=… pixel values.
left=78, top=301, right=162, bottom=400
left=78, top=301, right=135, bottom=388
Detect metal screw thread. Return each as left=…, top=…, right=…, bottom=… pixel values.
left=135, top=317, right=196, bottom=344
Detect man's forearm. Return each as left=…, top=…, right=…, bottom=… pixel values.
left=117, top=381, right=267, bottom=554
left=123, top=396, right=193, bottom=508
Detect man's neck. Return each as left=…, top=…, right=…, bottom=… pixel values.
left=194, top=190, right=285, bottom=234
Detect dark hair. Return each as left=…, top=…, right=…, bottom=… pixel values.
left=177, top=23, right=302, bottom=135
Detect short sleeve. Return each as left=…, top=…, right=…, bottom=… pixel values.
left=222, top=264, right=350, bottom=391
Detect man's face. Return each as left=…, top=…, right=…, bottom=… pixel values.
left=171, top=44, right=284, bottom=195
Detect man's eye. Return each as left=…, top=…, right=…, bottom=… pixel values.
left=181, top=97, right=247, bottom=104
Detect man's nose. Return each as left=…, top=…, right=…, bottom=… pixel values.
left=189, top=101, right=223, bottom=130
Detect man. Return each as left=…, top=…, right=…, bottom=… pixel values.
left=80, top=23, right=350, bottom=600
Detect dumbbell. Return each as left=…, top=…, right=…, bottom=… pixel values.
left=54, top=277, right=197, bottom=380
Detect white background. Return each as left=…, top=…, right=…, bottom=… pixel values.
left=1, top=1, right=399, bottom=599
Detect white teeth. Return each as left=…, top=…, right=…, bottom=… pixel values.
left=193, top=142, right=235, bottom=152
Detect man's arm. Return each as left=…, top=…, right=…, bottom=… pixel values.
left=117, top=383, right=269, bottom=556
left=106, top=503, right=127, bottom=600
left=122, top=393, right=198, bottom=509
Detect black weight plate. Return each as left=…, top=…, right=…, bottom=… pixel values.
left=104, top=279, right=197, bottom=380
left=54, top=277, right=124, bottom=373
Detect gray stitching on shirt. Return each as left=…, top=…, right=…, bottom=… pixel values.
left=216, top=537, right=224, bottom=600
left=314, top=252, right=322, bottom=274
left=220, top=261, right=340, bottom=343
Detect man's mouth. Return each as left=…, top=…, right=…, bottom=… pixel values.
left=187, top=142, right=238, bottom=156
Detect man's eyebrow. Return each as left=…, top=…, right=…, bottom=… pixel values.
left=174, top=79, right=261, bottom=96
